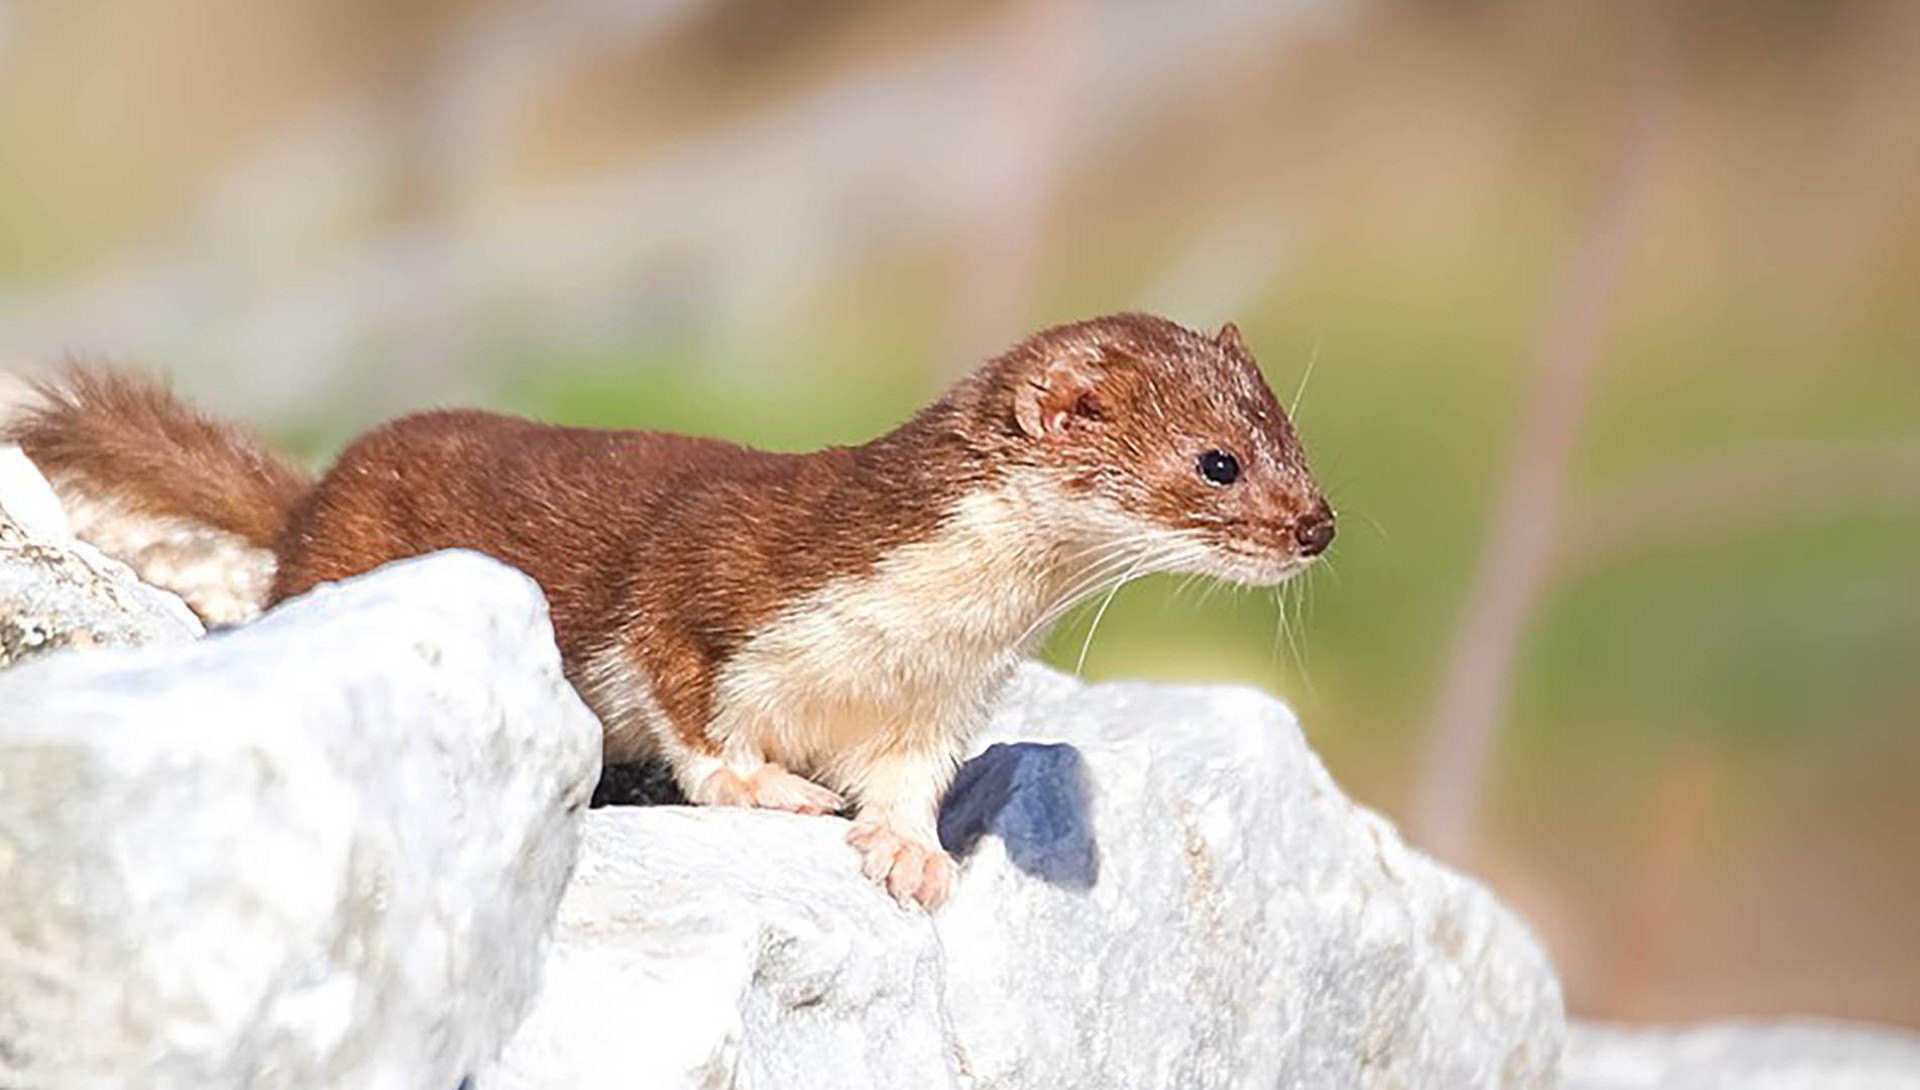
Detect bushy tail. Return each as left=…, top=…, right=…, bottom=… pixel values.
left=4, top=367, right=310, bottom=550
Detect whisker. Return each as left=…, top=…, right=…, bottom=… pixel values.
left=1344, top=506, right=1390, bottom=543
left=1075, top=551, right=1159, bottom=676
left=1316, top=556, right=1343, bottom=589
left=1289, top=338, right=1322, bottom=420
left=1028, top=572, right=1138, bottom=652
left=1169, top=571, right=1205, bottom=608
left=1018, top=565, right=1136, bottom=648
left=1279, top=579, right=1315, bottom=697
left=1016, top=542, right=1175, bottom=648
left=1194, top=575, right=1223, bottom=611
left=1268, top=587, right=1287, bottom=670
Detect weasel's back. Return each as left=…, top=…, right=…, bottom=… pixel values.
left=272, top=409, right=753, bottom=652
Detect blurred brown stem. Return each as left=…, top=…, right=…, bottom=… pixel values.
left=1605, top=744, right=1720, bottom=1020
left=1409, top=16, right=1675, bottom=862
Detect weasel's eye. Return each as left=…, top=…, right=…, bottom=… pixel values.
left=1198, top=449, right=1240, bottom=485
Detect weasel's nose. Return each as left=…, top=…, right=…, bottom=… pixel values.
left=1294, top=499, right=1336, bottom=557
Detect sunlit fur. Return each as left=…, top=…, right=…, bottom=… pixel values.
left=972, top=315, right=1325, bottom=581
left=684, top=312, right=1338, bottom=907
left=8, top=313, right=1330, bottom=911
left=596, top=453, right=1315, bottom=855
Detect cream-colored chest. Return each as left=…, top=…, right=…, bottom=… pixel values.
left=708, top=490, right=1058, bottom=776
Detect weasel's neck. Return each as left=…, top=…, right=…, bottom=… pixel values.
left=862, top=480, right=1107, bottom=660
left=802, top=391, right=1111, bottom=655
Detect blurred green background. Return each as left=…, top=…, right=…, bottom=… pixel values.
left=2, top=0, right=1915, bottom=1025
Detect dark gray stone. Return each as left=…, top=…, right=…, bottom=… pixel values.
left=939, top=742, right=1098, bottom=890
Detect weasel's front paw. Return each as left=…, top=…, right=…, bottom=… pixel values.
left=848, top=821, right=953, bottom=909
left=694, top=763, right=845, bottom=815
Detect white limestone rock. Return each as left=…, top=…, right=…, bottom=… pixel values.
left=943, top=669, right=1564, bottom=1087
left=483, top=809, right=954, bottom=1090
left=0, top=551, right=604, bottom=1090
left=1565, top=1019, right=1920, bottom=1090
left=1, top=444, right=203, bottom=668
left=486, top=665, right=1564, bottom=1089
left=0, top=444, right=72, bottom=541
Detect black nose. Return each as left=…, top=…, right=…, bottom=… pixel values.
left=1294, top=499, right=1335, bottom=557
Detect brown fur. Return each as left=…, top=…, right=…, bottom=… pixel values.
left=272, top=407, right=986, bottom=754
left=6, top=368, right=309, bottom=549
left=980, top=315, right=1324, bottom=562
left=7, top=313, right=1331, bottom=819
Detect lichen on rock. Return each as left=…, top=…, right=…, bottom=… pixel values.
left=1, top=444, right=204, bottom=668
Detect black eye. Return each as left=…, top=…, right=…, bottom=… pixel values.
left=1198, top=449, right=1240, bottom=485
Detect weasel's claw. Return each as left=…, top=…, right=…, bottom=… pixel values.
left=848, top=822, right=953, bottom=909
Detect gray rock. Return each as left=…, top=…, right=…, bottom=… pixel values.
left=486, top=665, right=1565, bottom=1089
left=1565, top=1019, right=1920, bottom=1090
left=0, top=550, right=604, bottom=1090
left=1, top=445, right=204, bottom=668
left=938, top=740, right=1098, bottom=890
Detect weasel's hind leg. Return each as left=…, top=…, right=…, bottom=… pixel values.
left=690, top=760, right=845, bottom=815
left=576, top=643, right=842, bottom=814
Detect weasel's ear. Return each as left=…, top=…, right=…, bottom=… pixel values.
left=1015, top=355, right=1105, bottom=439
left=1215, top=321, right=1248, bottom=355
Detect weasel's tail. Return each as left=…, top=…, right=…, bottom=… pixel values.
left=4, top=367, right=310, bottom=550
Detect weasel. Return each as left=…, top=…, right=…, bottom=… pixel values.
left=8, top=313, right=1334, bottom=908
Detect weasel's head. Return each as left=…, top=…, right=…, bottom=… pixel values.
left=988, top=312, right=1333, bottom=586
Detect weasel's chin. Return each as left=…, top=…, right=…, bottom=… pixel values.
left=1202, top=550, right=1312, bottom=587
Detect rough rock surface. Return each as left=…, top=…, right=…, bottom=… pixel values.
left=483, top=809, right=952, bottom=1090
left=485, top=666, right=1564, bottom=1089
left=1, top=444, right=203, bottom=667
left=1565, top=1019, right=1920, bottom=1090
left=0, top=551, right=604, bottom=1090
